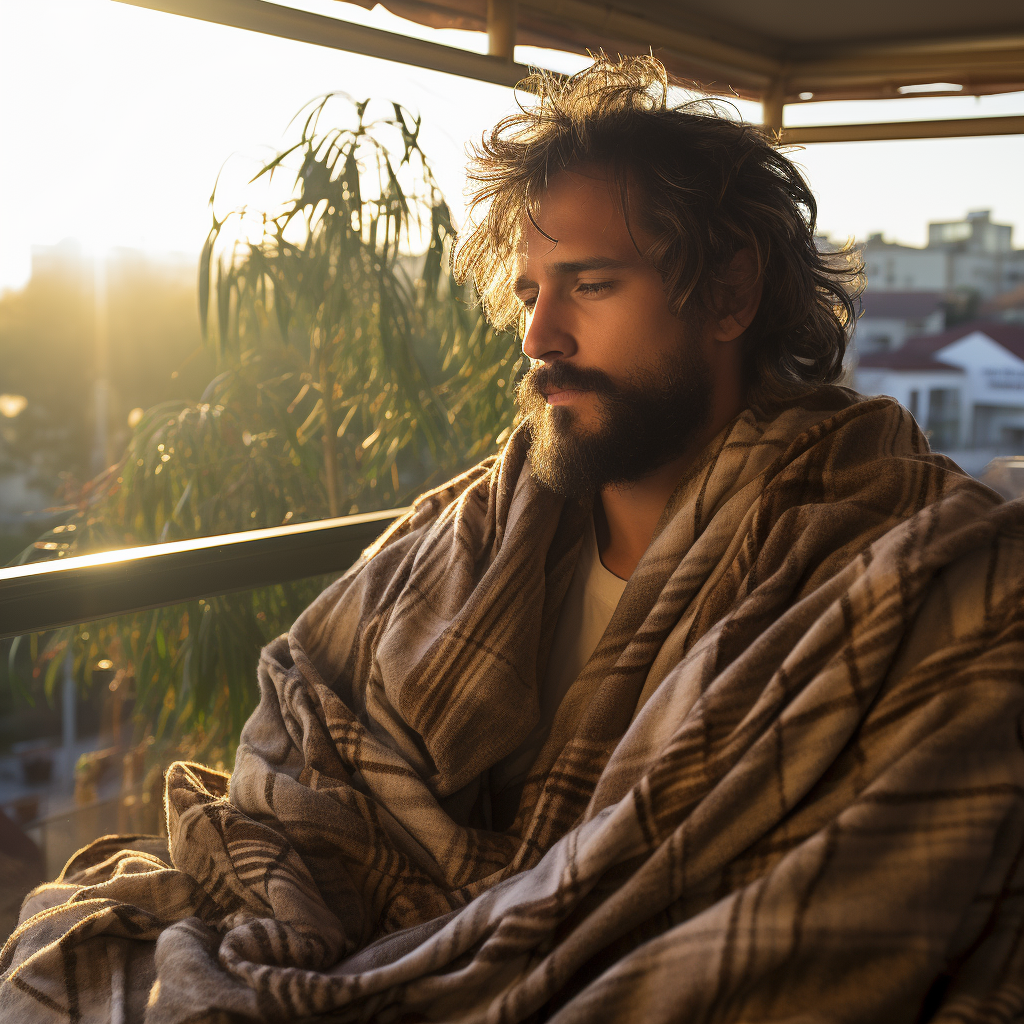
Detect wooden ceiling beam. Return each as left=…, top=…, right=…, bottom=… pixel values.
left=797, top=33, right=1024, bottom=61
left=110, top=0, right=1024, bottom=144
left=487, top=0, right=517, bottom=62
left=784, top=80, right=1024, bottom=103
left=788, top=67, right=1024, bottom=93
left=520, top=0, right=781, bottom=81
left=791, top=48, right=1024, bottom=81
left=781, top=115, right=1024, bottom=144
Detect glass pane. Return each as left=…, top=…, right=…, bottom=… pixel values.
left=0, top=573, right=343, bottom=937
left=0, top=0, right=533, bottom=571
left=927, top=387, right=962, bottom=449
left=5, top=0, right=1024, bottom=948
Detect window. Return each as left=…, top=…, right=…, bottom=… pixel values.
left=5, top=0, right=1024, bottom=922
left=927, top=388, right=962, bottom=449
left=937, top=222, right=972, bottom=244
left=1, top=1, right=531, bottom=558
left=1, top=0, right=539, bottom=888
left=1002, top=427, right=1024, bottom=449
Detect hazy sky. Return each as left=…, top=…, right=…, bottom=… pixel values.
left=2, top=0, right=1023, bottom=293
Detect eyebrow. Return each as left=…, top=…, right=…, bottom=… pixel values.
left=514, top=256, right=633, bottom=292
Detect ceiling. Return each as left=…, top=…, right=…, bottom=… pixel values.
left=630, top=0, right=1024, bottom=49
left=362, top=0, right=1024, bottom=104
left=115, top=0, right=1024, bottom=140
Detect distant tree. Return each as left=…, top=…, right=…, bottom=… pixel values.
left=12, top=95, right=521, bottom=764
left=0, top=245, right=215, bottom=504
left=943, top=288, right=982, bottom=327
left=0, top=259, right=93, bottom=491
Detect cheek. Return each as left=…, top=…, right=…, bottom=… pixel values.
left=594, top=294, right=679, bottom=369
left=597, top=293, right=658, bottom=338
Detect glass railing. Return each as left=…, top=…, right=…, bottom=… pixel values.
left=0, top=510, right=402, bottom=941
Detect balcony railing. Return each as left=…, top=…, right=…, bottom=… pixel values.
left=0, top=508, right=407, bottom=640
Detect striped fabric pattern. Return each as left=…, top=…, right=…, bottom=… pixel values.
left=3, top=386, right=1024, bottom=1023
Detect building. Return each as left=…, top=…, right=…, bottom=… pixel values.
left=929, top=209, right=1013, bottom=255
left=855, top=321, right=1024, bottom=472
left=853, top=291, right=946, bottom=353
left=861, top=211, right=1024, bottom=301
left=860, top=236, right=946, bottom=292
left=984, top=282, right=1024, bottom=326
left=851, top=212, right=1024, bottom=367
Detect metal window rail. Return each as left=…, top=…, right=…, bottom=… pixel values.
left=114, top=0, right=533, bottom=88
left=0, top=508, right=407, bottom=641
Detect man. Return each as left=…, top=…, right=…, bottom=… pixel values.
left=4, top=56, right=1024, bottom=1024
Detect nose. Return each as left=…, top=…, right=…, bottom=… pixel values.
left=521, top=290, right=577, bottom=364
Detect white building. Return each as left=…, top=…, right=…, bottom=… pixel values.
left=929, top=210, right=1013, bottom=254
left=861, top=237, right=946, bottom=292
left=855, top=322, right=1024, bottom=469
left=861, top=211, right=1024, bottom=301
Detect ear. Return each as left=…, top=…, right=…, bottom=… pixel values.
left=710, top=249, right=762, bottom=343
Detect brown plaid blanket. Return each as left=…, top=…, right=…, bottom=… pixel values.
left=4, top=387, right=1024, bottom=1023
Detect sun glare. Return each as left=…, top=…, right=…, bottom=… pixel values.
left=0, top=394, right=29, bottom=419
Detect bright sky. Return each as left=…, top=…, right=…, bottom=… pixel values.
left=1, top=0, right=1023, bottom=294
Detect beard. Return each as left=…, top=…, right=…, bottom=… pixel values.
left=516, top=342, right=714, bottom=500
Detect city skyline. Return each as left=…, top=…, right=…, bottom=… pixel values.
left=7, top=204, right=1021, bottom=299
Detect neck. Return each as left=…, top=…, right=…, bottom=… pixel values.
left=595, top=452, right=698, bottom=580
left=595, top=386, right=745, bottom=580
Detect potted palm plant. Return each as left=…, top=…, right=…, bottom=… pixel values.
left=13, top=94, right=521, bottom=767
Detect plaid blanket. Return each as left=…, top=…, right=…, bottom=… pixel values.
left=4, top=387, right=1024, bottom=1024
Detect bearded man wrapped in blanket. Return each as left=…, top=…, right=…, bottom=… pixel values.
left=5, top=55, right=1024, bottom=1024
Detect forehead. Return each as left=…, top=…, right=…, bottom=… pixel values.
left=518, top=168, right=645, bottom=269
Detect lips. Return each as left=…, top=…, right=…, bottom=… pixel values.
left=520, top=363, right=615, bottom=411
left=543, top=387, right=586, bottom=405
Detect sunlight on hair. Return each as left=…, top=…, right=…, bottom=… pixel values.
left=453, top=55, right=864, bottom=412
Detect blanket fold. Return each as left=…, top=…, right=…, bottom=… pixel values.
left=4, top=386, right=1024, bottom=1024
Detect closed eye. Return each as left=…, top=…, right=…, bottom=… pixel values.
left=517, top=280, right=612, bottom=311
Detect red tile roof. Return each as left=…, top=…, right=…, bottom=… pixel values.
left=903, top=320, right=1024, bottom=360
left=856, top=291, right=945, bottom=319
left=856, top=320, right=1024, bottom=371
left=857, top=351, right=963, bottom=371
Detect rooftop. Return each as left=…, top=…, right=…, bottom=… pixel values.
left=857, top=351, right=963, bottom=371
left=857, top=319, right=1024, bottom=369
left=857, top=291, right=946, bottom=318
left=985, top=283, right=1024, bottom=313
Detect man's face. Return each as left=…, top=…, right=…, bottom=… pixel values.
left=514, top=167, right=714, bottom=498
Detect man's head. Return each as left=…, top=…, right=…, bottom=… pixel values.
left=509, top=165, right=732, bottom=498
left=453, top=56, right=861, bottom=497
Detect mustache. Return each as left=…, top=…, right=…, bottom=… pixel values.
left=517, top=361, right=618, bottom=401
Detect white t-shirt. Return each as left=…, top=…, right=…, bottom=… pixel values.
left=491, top=515, right=627, bottom=799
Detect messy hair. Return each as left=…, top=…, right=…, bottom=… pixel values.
left=452, top=55, right=863, bottom=412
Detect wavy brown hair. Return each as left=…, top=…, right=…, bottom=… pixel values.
left=452, top=55, right=863, bottom=412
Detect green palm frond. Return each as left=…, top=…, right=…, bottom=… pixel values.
left=14, top=94, right=522, bottom=761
